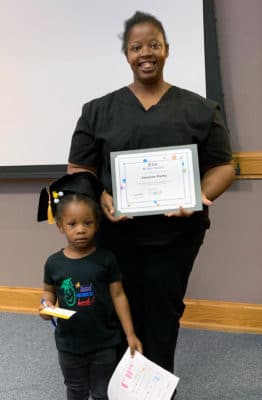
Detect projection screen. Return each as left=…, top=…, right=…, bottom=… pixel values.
left=0, top=0, right=224, bottom=178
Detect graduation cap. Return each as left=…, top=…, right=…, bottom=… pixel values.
left=37, top=172, right=102, bottom=223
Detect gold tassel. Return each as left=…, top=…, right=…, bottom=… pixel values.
left=47, top=188, right=55, bottom=224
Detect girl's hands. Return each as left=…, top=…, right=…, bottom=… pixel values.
left=38, top=300, right=55, bottom=321
left=126, top=334, right=143, bottom=357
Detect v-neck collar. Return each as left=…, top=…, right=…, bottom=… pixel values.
left=123, top=85, right=174, bottom=111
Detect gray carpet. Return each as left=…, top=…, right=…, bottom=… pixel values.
left=0, top=312, right=261, bottom=400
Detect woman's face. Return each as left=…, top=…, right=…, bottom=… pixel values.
left=126, top=22, right=169, bottom=84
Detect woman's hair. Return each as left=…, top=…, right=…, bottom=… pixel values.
left=55, top=193, right=101, bottom=223
left=121, top=11, right=169, bottom=55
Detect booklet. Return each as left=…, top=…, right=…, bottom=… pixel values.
left=107, top=349, right=179, bottom=400
left=40, top=306, right=76, bottom=319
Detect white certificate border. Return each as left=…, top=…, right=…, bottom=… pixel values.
left=110, top=145, right=202, bottom=217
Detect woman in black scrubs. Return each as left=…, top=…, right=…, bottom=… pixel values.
left=67, top=10, right=235, bottom=379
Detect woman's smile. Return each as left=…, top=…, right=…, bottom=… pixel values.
left=138, top=60, right=157, bottom=71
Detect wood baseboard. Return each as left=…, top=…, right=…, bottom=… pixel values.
left=0, top=286, right=261, bottom=334
left=181, top=299, right=262, bottom=334
left=0, top=286, right=42, bottom=314
left=233, top=151, right=262, bottom=179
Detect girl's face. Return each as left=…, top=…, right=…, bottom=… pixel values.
left=57, top=200, right=98, bottom=252
left=126, top=22, right=169, bottom=84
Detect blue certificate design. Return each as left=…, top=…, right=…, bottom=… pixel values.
left=110, top=145, right=202, bottom=217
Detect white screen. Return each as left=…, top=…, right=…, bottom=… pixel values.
left=0, top=0, right=205, bottom=166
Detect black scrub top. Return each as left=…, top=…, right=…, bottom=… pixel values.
left=69, top=86, right=232, bottom=245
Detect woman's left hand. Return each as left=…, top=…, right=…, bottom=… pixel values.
left=164, top=192, right=212, bottom=218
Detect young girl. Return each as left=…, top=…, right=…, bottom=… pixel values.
left=38, top=172, right=142, bottom=400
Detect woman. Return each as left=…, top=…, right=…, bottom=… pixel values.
left=67, top=11, right=235, bottom=377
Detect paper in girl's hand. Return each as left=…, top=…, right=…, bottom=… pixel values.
left=40, top=306, right=76, bottom=319
left=107, top=348, right=179, bottom=400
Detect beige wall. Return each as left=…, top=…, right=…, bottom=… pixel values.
left=1, top=0, right=261, bottom=303
left=187, top=0, right=262, bottom=302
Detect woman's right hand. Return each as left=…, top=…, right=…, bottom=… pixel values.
left=100, top=190, right=129, bottom=222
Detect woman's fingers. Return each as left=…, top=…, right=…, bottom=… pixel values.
left=100, top=190, right=130, bottom=222
left=165, top=193, right=212, bottom=218
left=202, top=193, right=213, bottom=206
left=165, top=206, right=193, bottom=218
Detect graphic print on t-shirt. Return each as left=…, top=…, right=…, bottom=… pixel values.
left=61, top=277, right=95, bottom=307
left=75, top=281, right=95, bottom=306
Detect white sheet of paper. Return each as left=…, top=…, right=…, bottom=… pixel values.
left=111, top=145, right=202, bottom=216
left=40, top=307, right=76, bottom=319
left=107, top=349, right=179, bottom=400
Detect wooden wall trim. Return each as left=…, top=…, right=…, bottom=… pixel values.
left=181, top=299, right=262, bottom=334
left=233, top=151, right=262, bottom=179
left=0, top=286, right=261, bottom=334
left=0, top=286, right=42, bottom=314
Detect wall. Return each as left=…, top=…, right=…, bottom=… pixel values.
left=0, top=0, right=261, bottom=303
left=186, top=0, right=262, bottom=302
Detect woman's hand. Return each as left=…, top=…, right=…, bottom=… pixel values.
left=165, top=207, right=194, bottom=218
left=165, top=192, right=212, bottom=218
left=100, top=190, right=130, bottom=222
left=165, top=161, right=234, bottom=218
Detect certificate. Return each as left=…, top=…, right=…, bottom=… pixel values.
left=107, top=349, right=179, bottom=400
left=110, top=145, right=202, bottom=217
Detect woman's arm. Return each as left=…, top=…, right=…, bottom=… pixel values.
left=67, top=163, right=97, bottom=175
left=165, top=160, right=235, bottom=217
left=110, top=281, right=143, bottom=355
left=201, top=160, right=235, bottom=201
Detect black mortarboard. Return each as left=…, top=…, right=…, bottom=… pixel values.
left=37, top=172, right=102, bottom=223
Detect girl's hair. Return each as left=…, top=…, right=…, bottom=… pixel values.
left=55, top=193, right=101, bottom=223
left=121, top=11, right=169, bottom=55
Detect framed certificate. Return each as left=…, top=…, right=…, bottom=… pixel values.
left=110, top=145, right=202, bottom=217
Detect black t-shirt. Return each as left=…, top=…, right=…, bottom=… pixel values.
left=69, top=86, right=232, bottom=244
left=44, top=247, right=122, bottom=353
